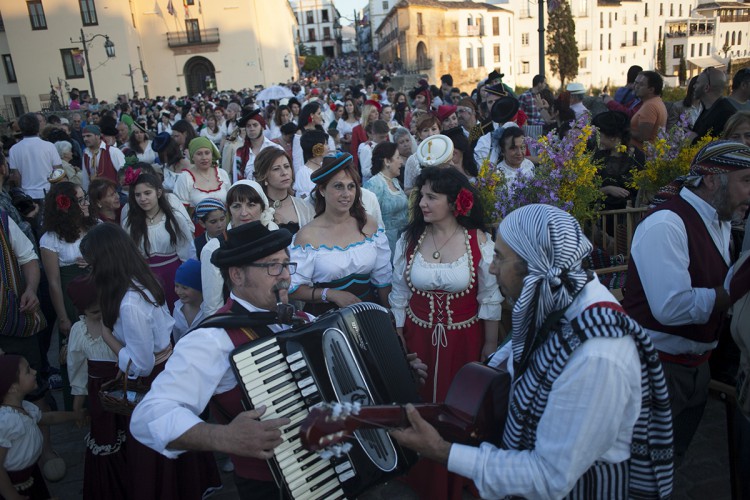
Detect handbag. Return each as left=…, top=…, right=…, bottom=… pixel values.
left=98, top=360, right=151, bottom=416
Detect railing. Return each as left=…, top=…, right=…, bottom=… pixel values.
left=579, top=43, right=592, bottom=51
left=166, top=28, right=220, bottom=48
left=467, top=25, right=481, bottom=36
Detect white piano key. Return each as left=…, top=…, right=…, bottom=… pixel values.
left=286, top=350, right=303, bottom=363
left=232, top=338, right=278, bottom=362
left=287, top=460, right=336, bottom=493
left=246, top=373, right=294, bottom=399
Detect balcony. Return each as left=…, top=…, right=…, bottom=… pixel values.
left=578, top=43, right=592, bottom=51
left=467, top=25, right=482, bottom=36
left=167, top=28, right=220, bottom=48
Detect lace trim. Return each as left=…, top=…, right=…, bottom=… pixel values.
left=292, top=227, right=386, bottom=251
left=13, top=476, right=34, bottom=491
left=85, top=429, right=127, bottom=456
left=185, top=168, right=225, bottom=194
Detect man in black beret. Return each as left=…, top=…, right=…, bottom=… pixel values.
left=132, top=221, right=305, bottom=499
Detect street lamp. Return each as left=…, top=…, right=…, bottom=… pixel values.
left=125, top=64, right=149, bottom=98
left=70, top=28, right=116, bottom=101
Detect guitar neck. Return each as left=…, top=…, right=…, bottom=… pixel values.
left=347, top=404, right=445, bottom=430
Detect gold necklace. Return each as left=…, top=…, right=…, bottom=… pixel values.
left=430, top=225, right=460, bottom=260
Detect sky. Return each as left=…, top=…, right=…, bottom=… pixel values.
left=335, top=0, right=369, bottom=24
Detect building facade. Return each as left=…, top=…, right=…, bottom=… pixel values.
left=376, top=0, right=516, bottom=91
left=291, top=0, right=343, bottom=58
left=374, top=0, right=749, bottom=92
left=0, top=0, right=298, bottom=116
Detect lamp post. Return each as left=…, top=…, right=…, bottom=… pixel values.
left=126, top=64, right=149, bottom=98
left=70, top=28, right=115, bottom=101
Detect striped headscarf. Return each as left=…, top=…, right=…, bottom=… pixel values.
left=194, top=197, right=226, bottom=221
left=653, top=140, right=750, bottom=205
left=497, top=204, right=592, bottom=369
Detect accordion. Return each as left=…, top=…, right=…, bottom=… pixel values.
left=229, top=302, right=420, bottom=499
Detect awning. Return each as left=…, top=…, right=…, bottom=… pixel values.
left=687, top=56, right=726, bottom=69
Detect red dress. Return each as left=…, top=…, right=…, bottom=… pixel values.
left=401, top=228, right=485, bottom=500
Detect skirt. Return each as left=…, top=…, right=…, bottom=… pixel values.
left=59, top=264, right=89, bottom=410
left=147, top=254, right=181, bottom=314
left=4, top=463, right=50, bottom=500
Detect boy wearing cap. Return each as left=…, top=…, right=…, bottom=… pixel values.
left=190, top=198, right=227, bottom=260
left=172, top=259, right=205, bottom=343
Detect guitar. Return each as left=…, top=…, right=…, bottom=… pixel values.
left=300, top=362, right=511, bottom=453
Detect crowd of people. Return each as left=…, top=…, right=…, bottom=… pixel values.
left=1, top=57, right=749, bottom=500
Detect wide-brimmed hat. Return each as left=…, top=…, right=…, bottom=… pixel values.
left=592, top=111, right=630, bottom=137
left=490, top=96, right=520, bottom=124
left=98, top=115, right=118, bottom=137
left=238, top=109, right=266, bottom=129
left=311, top=152, right=354, bottom=184
left=566, top=82, right=586, bottom=95
left=151, top=132, right=171, bottom=153
left=416, top=134, right=454, bottom=167
left=211, top=221, right=292, bottom=268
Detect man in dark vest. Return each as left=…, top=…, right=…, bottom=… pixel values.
left=80, top=123, right=126, bottom=191
left=623, top=140, right=750, bottom=464
left=131, top=221, right=427, bottom=498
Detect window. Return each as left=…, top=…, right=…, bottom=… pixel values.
left=185, top=19, right=200, bottom=43
left=579, top=57, right=587, bottom=69
left=185, top=0, right=194, bottom=4
left=61, top=49, right=84, bottom=79
left=732, top=31, right=736, bottom=45
left=322, top=9, right=329, bottom=22
left=633, top=31, right=638, bottom=45
left=679, top=4, right=682, bottom=16
left=467, top=16, right=473, bottom=26
left=699, top=44, right=703, bottom=56
left=608, top=12, right=612, bottom=28
left=726, top=31, right=730, bottom=47
left=521, top=33, right=529, bottom=46
left=382, top=1, right=388, bottom=11
left=493, top=44, right=501, bottom=63
left=659, top=26, right=662, bottom=41
left=707, top=42, right=710, bottom=54
left=739, top=33, right=742, bottom=45
left=673, top=44, right=684, bottom=58
left=306, top=10, right=314, bottom=24
left=608, top=33, right=612, bottom=50
left=599, top=12, right=603, bottom=29
left=78, top=0, right=98, bottom=26
left=2, top=54, right=16, bottom=83
left=492, top=17, right=499, bottom=36
left=477, top=47, right=484, bottom=67
left=521, top=61, right=530, bottom=74
left=323, top=26, right=331, bottom=39
left=660, top=3, right=663, bottom=16
left=645, top=3, right=649, bottom=17
left=691, top=43, right=695, bottom=57
left=466, top=47, right=473, bottom=68
left=417, top=13, right=423, bottom=36
left=27, top=1, right=47, bottom=30
left=644, top=27, right=648, bottom=42
left=669, top=4, right=673, bottom=16
left=308, top=28, right=315, bottom=41
left=600, top=33, right=603, bottom=50
left=621, top=55, right=626, bottom=64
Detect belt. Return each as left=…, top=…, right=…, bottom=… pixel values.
left=154, top=344, right=173, bottom=365
left=658, top=350, right=711, bottom=368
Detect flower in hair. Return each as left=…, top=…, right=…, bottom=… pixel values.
left=312, top=143, right=326, bottom=157
left=56, top=194, right=71, bottom=212
left=123, top=167, right=142, bottom=186
left=454, top=188, right=474, bottom=217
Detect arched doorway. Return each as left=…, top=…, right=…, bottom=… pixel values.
left=184, top=56, right=216, bottom=96
left=416, top=41, right=429, bottom=70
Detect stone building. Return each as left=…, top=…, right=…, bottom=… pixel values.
left=291, top=0, right=343, bottom=58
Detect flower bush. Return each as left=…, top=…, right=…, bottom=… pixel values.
left=630, top=114, right=716, bottom=199
left=481, top=117, right=604, bottom=224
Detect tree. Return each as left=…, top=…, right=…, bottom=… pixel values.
left=657, top=39, right=666, bottom=74
left=547, top=0, right=579, bottom=88
left=298, top=43, right=311, bottom=57
left=678, top=56, right=687, bottom=85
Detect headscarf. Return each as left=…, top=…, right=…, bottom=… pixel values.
left=188, top=136, right=220, bottom=162
left=653, top=140, right=750, bottom=204
left=231, top=179, right=278, bottom=229
left=497, top=204, right=592, bottom=368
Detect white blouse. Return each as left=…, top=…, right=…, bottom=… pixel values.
left=66, top=316, right=118, bottom=396
left=173, top=168, right=231, bottom=208
left=40, top=231, right=85, bottom=266
left=404, top=153, right=422, bottom=190
left=136, top=141, right=158, bottom=164
left=337, top=118, right=356, bottom=138
left=172, top=299, right=207, bottom=343
left=293, top=164, right=316, bottom=200
left=389, top=232, right=503, bottom=327
left=290, top=227, right=392, bottom=293
left=113, top=286, right=175, bottom=377
left=498, top=158, right=535, bottom=186
left=122, top=201, right=193, bottom=261
left=200, top=127, right=225, bottom=147
left=0, top=401, right=43, bottom=471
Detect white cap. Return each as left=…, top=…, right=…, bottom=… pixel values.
left=416, top=134, right=454, bottom=167
left=566, top=82, right=586, bottom=94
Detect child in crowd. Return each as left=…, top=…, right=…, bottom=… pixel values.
left=190, top=198, right=227, bottom=260
left=66, top=275, right=127, bottom=500
left=1, top=353, right=83, bottom=500
left=358, top=119, right=391, bottom=184
left=172, top=259, right=205, bottom=343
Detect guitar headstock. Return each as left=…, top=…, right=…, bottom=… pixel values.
left=299, top=402, right=362, bottom=452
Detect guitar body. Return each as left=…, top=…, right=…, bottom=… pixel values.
left=301, top=362, right=511, bottom=451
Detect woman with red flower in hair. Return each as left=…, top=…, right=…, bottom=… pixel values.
left=389, top=167, right=502, bottom=500
left=40, top=181, right=98, bottom=409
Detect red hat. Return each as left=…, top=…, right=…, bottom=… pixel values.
left=364, top=99, right=382, bottom=113
left=436, top=105, right=457, bottom=123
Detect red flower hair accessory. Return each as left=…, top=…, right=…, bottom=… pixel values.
left=55, top=194, right=71, bottom=212
left=454, top=188, right=474, bottom=217
left=123, top=167, right=141, bottom=186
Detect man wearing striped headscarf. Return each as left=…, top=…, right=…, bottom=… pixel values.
left=393, top=204, right=674, bottom=499
left=623, top=140, right=750, bottom=466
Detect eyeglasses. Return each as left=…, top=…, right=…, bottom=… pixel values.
left=245, top=262, right=297, bottom=276
left=76, top=194, right=90, bottom=205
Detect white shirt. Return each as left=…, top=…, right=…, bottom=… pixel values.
left=67, top=316, right=118, bottom=396
left=81, top=141, right=126, bottom=191
left=498, top=159, right=535, bottom=186
left=448, top=278, right=642, bottom=499
left=291, top=133, right=336, bottom=176
left=8, top=136, right=62, bottom=198
left=172, top=299, right=207, bottom=343
left=293, top=164, right=316, bottom=200
left=571, top=101, right=590, bottom=120
left=358, top=142, right=375, bottom=184
left=173, top=168, right=231, bottom=208
left=473, top=123, right=500, bottom=167
left=136, top=141, right=158, bottom=165
left=403, top=153, right=422, bottom=191
left=6, top=217, right=37, bottom=265
left=0, top=402, right=43, bottom=471
left=238, top=137, right=283, bottom=182
left=40, top=231, right=85, bottom=266
left=130, top=294, right=297, bottom=458
left=113, top=286, right=175, bottom=377
left=200, top=127, right=225, bottom=147
left=122, top=200, right=194, bottom=262
left=630, top=188, right=730, bottom=355
left=200, top=237, right=224, bottom=316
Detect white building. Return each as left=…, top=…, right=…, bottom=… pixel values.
left=291, top=0, right=343, bottom=57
